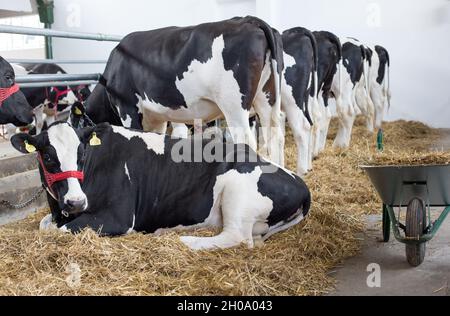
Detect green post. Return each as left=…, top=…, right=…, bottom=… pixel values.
left=377, top=128, right=384, bottom=152
left=37, top=0, right=54, bottom=59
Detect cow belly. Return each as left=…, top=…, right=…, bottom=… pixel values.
left=141, top=98, right=223, bottom=125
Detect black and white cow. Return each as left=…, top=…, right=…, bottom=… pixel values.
left=370, top=45, right=391, bottom=129
left=310, top=31, right=342, bottom=155
left=11, top=122, right=311, bottom=250
left=11, top=63, right=88, bottom=135
left=331, top=41, right=390, bottom=142
left=0, top=57, right=33, bottom=126
left=330, top=38, right=367, bottom=148
left=280, top=27, right=318, bottom=175
left=85, top=16, right=285, bottom=165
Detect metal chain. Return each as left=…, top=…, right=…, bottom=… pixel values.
left=0, top=187, right=45, bottom=210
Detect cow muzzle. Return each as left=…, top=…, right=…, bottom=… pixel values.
left=65, top=197, right=88, bottom=214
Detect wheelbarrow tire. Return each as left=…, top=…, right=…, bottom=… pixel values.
left=382, top=204, right=391, bottom=242
left=405, top=198, right=426, bottom=267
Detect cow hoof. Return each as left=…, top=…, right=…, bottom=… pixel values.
left=253, top=236, right=264, bottom=248
left=180, top=236, right=204, bottom=250
left=39, top=214, right=57, bottom=231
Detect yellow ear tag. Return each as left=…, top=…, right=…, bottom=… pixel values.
left=74, top=107, right=83, bottom=116
left=24, top=141, right=36, bottom=153
left=89, top=133, right=101, bottom=146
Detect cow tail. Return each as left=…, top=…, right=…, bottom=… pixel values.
left=385, top=48, right=391, bottom=110
left=245, top=16, right=283, bottom=117
left=360, top=45, right=370, bottom=97
left=308, top=31, right=318, bottom=126
left=325, top=33, right=342, bottom=100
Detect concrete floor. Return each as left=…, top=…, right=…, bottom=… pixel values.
left=329, top=214, right=450, bottom=296
left=329, top=129, right=450, bottom=296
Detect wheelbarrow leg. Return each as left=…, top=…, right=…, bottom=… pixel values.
left=382, top=204, right=391, bottom=242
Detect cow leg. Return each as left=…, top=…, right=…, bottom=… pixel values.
left=355, top=82, right=375, bottom=133
left=180, top=169, right=271, bottom=250
left=171, top=122, right=189, bottom=138
left=221, top=108, right=257, bottom=151
left=33, top=104, right=45, bottom=135
left=5, top=124, right=16, bottom=139
left=371, top=84, right=385, bottom=129
left=309, top=95, right=322, bottom=160
left=58, top=213, right=130, bottom=236
left=319, top=105, right=333, bottom=152
left=283, top=100, right=311, bottom=176
left=333, top=90, right=356, bottom=148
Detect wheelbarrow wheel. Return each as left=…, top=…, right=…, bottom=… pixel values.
left=382, top=204, right=391, bottom=242
left=405, top=198, right=426, bottom=267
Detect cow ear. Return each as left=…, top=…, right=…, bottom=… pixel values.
left=76, top=126, right=95, bottom=145
left=71, top=101, right=85, bottom=117
left=11, top=133, right=38, bottom=154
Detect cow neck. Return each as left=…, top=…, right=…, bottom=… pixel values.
left=0, top=83, right=20, bottom=107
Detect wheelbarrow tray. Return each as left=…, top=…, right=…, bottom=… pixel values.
left=361, top=164, right=450, bottom=207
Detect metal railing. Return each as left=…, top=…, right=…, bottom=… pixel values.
left=0, top=25, right=122, bottom=42
left=1, top=24, right=123, bottom=86
left=7, top=59, right=108, bottom=64
left=0, top=24, right=123, bottom=133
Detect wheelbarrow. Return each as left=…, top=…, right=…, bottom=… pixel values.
left=361, top=164, right=450, bottom=267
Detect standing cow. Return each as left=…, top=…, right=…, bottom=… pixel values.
left=371, top=45, right=391, bottom=129
left=12, top=63, right=88, bottom=135
left=311, top=31, right=342, bottom=156
left=280, top=27, right=318, bottom=175
left=11, top=122, right=311, bottom=250
left=330, top=38, right=367, bottom=148
left=85, top=16, right=285, bottom=165
left=0, top=57, right=33, bottom=126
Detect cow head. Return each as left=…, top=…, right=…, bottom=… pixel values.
left=11, top=122, right=94, bottom=215
left=69, top=101, right=95, bottom=129
left=0, top=57, right=34, bottom=126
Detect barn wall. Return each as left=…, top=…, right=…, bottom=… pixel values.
left=273, top=0, right=450, bottom=128
left=50, top=0, right=450, bottom=128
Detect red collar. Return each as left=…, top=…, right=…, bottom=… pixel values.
left=45, top=85, right=86, bottom=117
left=0, top=83, right=20, bottom=107
left=37, top=153, right=84, bottom=199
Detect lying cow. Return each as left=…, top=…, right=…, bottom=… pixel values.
left=11, top=122, right=311, bottom=250
left=0, top=57, right=33, bottom=126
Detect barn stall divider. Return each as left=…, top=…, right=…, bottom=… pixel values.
left=0, top=24, right=123, bottom=137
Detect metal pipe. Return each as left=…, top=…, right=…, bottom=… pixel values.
left=8, top=59, right=108, bottom=64
left=19, top=80, right=98, bottom=88
left=0, top=25, right=123, bottom=42
left=16, top=73, right=101, bottom=83
left=44, top=22, right=53, bottom=59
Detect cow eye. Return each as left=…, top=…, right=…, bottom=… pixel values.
left=43, top=154, right=51, bottom=161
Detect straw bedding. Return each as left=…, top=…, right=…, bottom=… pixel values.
left=0, top=117, right=447, bottom=296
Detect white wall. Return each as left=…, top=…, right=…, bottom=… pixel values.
left=272, top=0, right=450, bottom=128
left=50, top=0, right=450, bottom=128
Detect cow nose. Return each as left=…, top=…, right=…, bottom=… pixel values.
left=67, top=199, right=86, bottom=212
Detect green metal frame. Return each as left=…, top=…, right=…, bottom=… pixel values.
left=37, top=0, right=54, bottom=59
left=384, top=204, right=450, bottom=244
